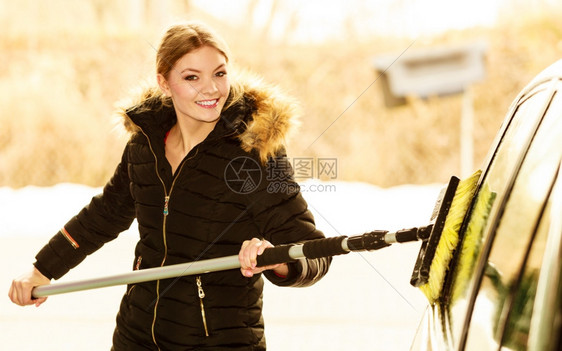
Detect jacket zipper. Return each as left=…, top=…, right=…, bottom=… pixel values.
left=139, top=129, right=200, bottom=349
left=196, top=276, right=210, bottom=337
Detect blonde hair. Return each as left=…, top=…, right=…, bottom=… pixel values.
left=156, top=22, right=229, bottom=78
left=150, top=22, right=244, bottom=111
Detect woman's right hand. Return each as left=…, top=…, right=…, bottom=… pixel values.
left=8, top=266, right=51, bottom=307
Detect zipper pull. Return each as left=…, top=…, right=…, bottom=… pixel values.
left=163, top=195, right=170, bottom=216
left=196, top=276, right=210, bottom=336
left=196, top=276, right=205, bottom=298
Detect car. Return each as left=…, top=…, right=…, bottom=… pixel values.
left=410, top=59, right=562, bottom=351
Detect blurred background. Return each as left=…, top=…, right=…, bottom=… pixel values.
left=2, top=1, right=562, bottom=350
left=2, top=0, right=561, bottom=188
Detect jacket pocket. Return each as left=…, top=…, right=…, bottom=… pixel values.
left=126, top=284, right=136, bottom=296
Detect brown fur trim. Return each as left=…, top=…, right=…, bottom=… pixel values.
left=233, top=72, right=301, bottom=162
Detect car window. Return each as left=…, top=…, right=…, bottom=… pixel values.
left=444, top=80, right=562, bottom=349
left=461, top=87, right=562, bottom=350
left=498, top=193, right=553, bottom=350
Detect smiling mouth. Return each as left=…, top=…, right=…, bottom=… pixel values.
left=196, top=99, right=219, bottom=108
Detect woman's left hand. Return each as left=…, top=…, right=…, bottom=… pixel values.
left=238, top=238, right=289, bottom=278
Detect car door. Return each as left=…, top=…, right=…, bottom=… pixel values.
left=452, top=61, right=562, bottom=351
left=411, top=59, right=562, bottom=351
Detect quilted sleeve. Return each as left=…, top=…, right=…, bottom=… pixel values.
left=243, top=148, right=332, bottom=287
left=34, top=145, right=136, bottom=280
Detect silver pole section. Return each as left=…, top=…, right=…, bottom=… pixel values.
left=33, top=255, right=242, bottom=298
left=32, top=235, right=372, bottom=298
left=32, top=242, right=322, bottom=298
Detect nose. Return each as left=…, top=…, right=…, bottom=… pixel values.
left=200, top=76, right=218, bottom=97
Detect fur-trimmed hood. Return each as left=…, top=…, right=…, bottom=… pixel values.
left=116, top=74, right=301, bottom=163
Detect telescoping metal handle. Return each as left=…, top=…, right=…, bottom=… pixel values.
left=32, top=228, right=430, bottom=298
left=256, top=226, right=432, bottom=266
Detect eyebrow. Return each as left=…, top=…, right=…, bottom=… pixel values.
left=181, top=63, right=226, bottom=74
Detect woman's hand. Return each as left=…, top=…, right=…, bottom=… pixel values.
left=8, top=266, right=51, bottom=307
left=239, top=238, right=289, bottom=278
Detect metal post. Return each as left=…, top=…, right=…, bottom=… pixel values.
left=461, top=86, right=474, bottom=177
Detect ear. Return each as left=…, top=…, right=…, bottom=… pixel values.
left=157, top=74, right=171, bottom=97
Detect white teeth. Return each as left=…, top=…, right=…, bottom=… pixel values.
left=197, top=99, right=217, bottom=106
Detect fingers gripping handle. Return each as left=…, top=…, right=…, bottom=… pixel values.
left=256, top=236, right=350, bottom=267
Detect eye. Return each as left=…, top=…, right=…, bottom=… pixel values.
left=184, top=75, right=198, bottom=81
left=215, top=71, right=227, bottom=78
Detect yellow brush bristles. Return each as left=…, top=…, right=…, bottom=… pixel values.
left=450, top=183, right=496, bottom=303
left=419, top=170, right=482, bottom=303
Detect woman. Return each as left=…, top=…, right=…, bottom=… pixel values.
left=9, top=22, right=331, bottom=350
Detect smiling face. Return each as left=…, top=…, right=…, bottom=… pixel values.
left=157, top=45, right=230, bottom=126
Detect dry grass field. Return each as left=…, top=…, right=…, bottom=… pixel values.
left=1, top=1, right=561, bottom=188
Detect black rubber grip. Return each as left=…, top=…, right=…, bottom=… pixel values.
left=394, top=228, right=419, bottom=243
left=346, top=230, right=390, bottom=251
left=256, top=236, right=349, bottom=266
left=302, top=236, right=349, bottom=259
left=256, top=244, right=294, bottom=267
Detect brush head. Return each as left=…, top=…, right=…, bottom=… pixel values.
left=410, top=176, right=460, bottom=288
left=450, top=183, right=496, bottom=303
left=410, top=170, right=482, bottom=304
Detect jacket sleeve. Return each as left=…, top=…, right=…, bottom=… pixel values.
left=34, top=146, right=136, bottom=280
left=244, top=149, right=331, bottom=287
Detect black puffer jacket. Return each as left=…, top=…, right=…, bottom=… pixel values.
left=34, top=79, right=331, bottom=350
